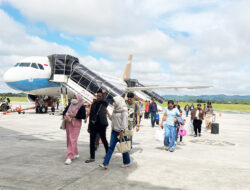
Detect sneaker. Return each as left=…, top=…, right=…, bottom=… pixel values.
left=194, top=134, right=197, bottom=137
left=65, top=158, right=72, bottom=165
left=170, top=149, right=175, bottom=152
left=85, top=159, right=95, bottom=163
left=199, top=133, right=201, bottom=137
left=165, top=146, right=169, bottom=151
left=99, top=164, right=108, bottom=169
left=72, top=154, right=80, bottom=160
left=121, top=163, right=131, bottom=168
left=177, top=142, right=181, bottom=145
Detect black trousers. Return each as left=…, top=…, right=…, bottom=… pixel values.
left=89, top=125, right=109, bottom=159
left=193, top=119, right=202, bottom=135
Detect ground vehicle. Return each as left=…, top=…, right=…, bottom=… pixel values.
left=0, top=102, right=9, bottom=111
left=0, top=98, right=10, bottom=112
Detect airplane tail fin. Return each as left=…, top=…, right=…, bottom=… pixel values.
left=121, top=54, right=133, bottom=81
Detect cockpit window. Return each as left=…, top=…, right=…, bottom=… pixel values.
left=14, top=63, right=20, bottom=67
left=38, top=64, right=44, bottom=70
left=31, top=63, right=38, bottom=69
left=19, top=63, right=31, bottom=67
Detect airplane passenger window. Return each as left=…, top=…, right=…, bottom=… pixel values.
left=31, top=63, right=39, bottom=69
left=19, top=63, right=31, bottom=67
left=38, top=64, right=44, bottom=70
left=14, top=63, right=20, bottom=67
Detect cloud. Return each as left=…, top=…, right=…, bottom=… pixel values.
left=1, top=0, right=250, bottom=95
left=90, top=29, right=190, bottom=62
left=0, top=10, right=76, bottom=57
left=0, top=9, right=77, bottom=92
left=4, top=0, right=149, bottom=36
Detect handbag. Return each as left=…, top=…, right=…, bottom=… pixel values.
left=124, top=129, right=133, bottom=137
left=91, top=105, right=102, bottom=125
left=60, top=119, right=66, bottom=130
left=116, top=138, right=131, bottom=153
left=178, top=129, right=187, bottom=136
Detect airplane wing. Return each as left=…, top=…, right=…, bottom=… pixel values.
left=126, top=85, right=212, bottom=92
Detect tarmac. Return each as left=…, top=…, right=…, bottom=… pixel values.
left=0, top=104, right=250, bottom=190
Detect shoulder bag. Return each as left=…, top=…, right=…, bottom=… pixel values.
left=91, top=104, right=102, bottom=125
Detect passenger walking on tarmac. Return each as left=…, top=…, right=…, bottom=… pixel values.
left=175, top=110, right=185, bottom=145
left=85, top=96, right=100, bottom=151
left=149, top=98, right=158, bottom=127
left=205, top=102, right=214, bottom=130
left=203, top=104, right=207, bottom=112
left=126, top=92, right=140, bottom=148
left=184, top=104, right=190, bottom=117
left=191, top=104, right=204, bottom=137
left=63, top=94, right=86, bottom=165
left=99, top=96, right=130, bottom=169
left=161, top=100, right=180, bottom=152
left=190, top=103, right=194, bottom=112
left=85, top=90, right=109, bottom=163
left=144, top=101, right=150, bottom=119
left=138, top=101, right=143, bottom=123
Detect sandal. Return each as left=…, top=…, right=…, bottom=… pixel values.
left=121, top=163, right=131, bottom=168
left=99, top=164, right=108, bottom=169
left=85, top=159, right=95, bottom=163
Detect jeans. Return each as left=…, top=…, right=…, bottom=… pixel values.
left=164, top=124, right=176, bottom=150
left=151, top=112, right=157, bottom=127
left=103, top=130, right=130, bottom=166
left=186, top=111, right=189, bottom=117
left=89, top=125, right=109, bottom=159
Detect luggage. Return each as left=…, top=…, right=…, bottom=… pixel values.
left=144, top=112, right=149, bottom=119
left=211, top=123, right=219, bottom=134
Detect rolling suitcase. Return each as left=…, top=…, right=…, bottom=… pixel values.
left=211, top=123, right=219, bottom=134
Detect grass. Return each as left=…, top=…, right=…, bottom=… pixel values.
left=6, top=97, right=250, bottom=111
left=160, top=102, right=250, bottom=112
left=8, top=97, right=28, bottom=102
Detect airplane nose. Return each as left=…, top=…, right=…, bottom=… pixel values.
left=3, top=69, right=13, bottom=83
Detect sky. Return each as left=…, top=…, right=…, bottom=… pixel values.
left=0, top=0, right=249, bottom=95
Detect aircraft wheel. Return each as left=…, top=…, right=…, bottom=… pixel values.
left=1, top=104, right=8, bottom=111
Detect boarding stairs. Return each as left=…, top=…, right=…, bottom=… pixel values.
left=124, top=79, right=165, bottom=104
left=48, top=54, right=123, bottom=105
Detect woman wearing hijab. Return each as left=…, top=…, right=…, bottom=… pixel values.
left=99, top=96, right=130, bottom=169
left=63, top=94, right=86, bottom=165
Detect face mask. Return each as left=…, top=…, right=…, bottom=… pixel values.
left=72, top=99, right=78, bottom=105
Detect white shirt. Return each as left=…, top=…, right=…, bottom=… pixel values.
left=195, top=109, right=200, bottom=120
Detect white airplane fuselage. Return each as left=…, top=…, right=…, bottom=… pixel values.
left=3, top=56, right=65, bottom=97
left=3, top=56, right=150, bottom=103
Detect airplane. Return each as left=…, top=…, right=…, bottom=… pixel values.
left=3, top=54, right=211, bottom=113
